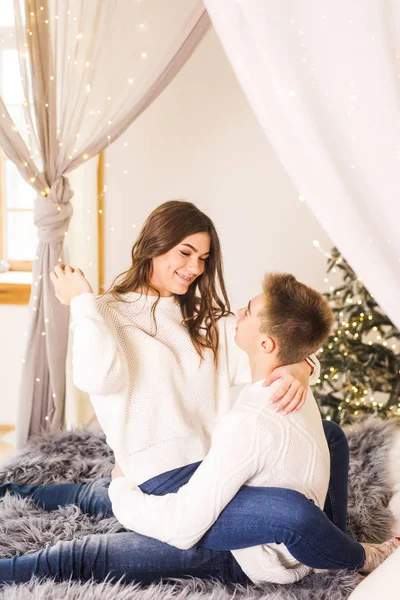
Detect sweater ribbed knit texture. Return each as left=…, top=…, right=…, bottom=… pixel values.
left=70, top=291, right=322, bottom=583
left=109, top=380, right=330, bottom=584
left=70, top=291, right=251, bottom=484
left=71, top=291, right=320, bottom=482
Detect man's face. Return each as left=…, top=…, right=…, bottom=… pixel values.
left=235, top=294, right=267, bottom=354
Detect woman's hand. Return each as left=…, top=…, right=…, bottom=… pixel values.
left=50, top=264, right=93, bottom=306
left=262, top=360, right=311, bottom=415
left=111, top=461, right=125, bottom=480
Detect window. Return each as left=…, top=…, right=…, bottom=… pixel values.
left=0, top=0, right=36, bottom=272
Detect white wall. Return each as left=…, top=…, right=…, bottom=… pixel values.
left=0, top=27, right=334, bottom=426
left=103, top=29, right=333, bottom=311
left=0, top=305, right=29, bottom=424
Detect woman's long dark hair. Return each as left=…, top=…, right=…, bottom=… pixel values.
left=109, top=200, right=232, bottom=362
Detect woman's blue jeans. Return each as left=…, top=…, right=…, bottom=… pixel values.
left=0, top=421, right=365, bottom=585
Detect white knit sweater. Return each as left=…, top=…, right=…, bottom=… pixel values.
left=109, top=381, right=330, bottom=584
left=70, top=291, right=320, bottom=486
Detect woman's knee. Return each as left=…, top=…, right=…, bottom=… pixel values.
left=285, top=490, right=321, bottom=532
left=257, top=488, right=322, bottom=538
left=86, top=477, right=111, bottom=494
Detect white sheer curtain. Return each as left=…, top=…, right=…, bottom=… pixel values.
left=205, top=0, right=400, bottom=329
left=65, top=155, right=100, bottom=430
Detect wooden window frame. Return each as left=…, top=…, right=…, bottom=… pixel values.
left=0, top=20, right=33, bottom=304
left=98, top=151, right=105, bottom=294
left=0, top=153, right=34, bottom=272
left=0, top=280, right=31, bottom=305
left=0, top=153, right=105, bottom=304
left=0, top=151, right=33, bottom=304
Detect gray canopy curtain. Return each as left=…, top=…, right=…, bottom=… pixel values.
left=0, top=0, right=210, bottom=447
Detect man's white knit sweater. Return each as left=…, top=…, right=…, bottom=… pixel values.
left=70, top=291, right=320, bottom=485
left=109, top=380, right=330, bottom=584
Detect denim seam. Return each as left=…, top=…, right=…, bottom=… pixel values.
left=149, top=564, right=230, bottom=575
left=328, top=438, right=347, bottom=449
left=327, top=436, right=348, bottom=527
left=327, top=484, right=338, bottom=526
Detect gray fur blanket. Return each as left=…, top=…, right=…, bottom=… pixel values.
left=0, top=418, right=398, bottom=599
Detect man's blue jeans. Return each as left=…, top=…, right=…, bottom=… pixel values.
left=0, top=421, right=365, bottom=585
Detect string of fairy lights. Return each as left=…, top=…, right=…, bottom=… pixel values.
left=2, top=2, right=150, bottom=187
left=2, top=4, right=399, bottom=426
left=0, top=2, right=150, bottom=425
left=309, top=237, right=400, bottom=420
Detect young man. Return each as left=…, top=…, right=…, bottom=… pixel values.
left=109, top=272, right=400, bottom=583
left=109, top=273, right=334, bottom=584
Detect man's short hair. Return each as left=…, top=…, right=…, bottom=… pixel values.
left=260, top=272, right=334, bottom=365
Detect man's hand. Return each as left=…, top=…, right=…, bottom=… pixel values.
left=262, top=360, right=310, bottom=415
left=50, top=264, right=93, bottom=306
left=111, top=461, right=125, bottom=480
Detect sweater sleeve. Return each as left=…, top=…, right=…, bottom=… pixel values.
left=108, top=413, right=262, bottom=550
left=70, top=293, right=128, bottom=396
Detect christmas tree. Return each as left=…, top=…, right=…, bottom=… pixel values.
left=314, top=247, right=400, bottom=424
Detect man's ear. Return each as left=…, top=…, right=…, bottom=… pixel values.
left=261, top=336, right=277, bottom=354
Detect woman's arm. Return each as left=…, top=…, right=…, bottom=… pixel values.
left=50, top=264, right=128, bottom=396
left=109, top=414, right=259, bottom=550
left=263, top=354, right=321, bottom=414
left=50, top=263, right=128, bottom=396
left=70, top=293, right=128, bottom=396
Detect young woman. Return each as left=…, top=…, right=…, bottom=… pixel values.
left=0, top=201, right=387, bottom=586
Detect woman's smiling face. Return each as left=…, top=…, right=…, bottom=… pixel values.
left=150, top=232, right=211, bottom=297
